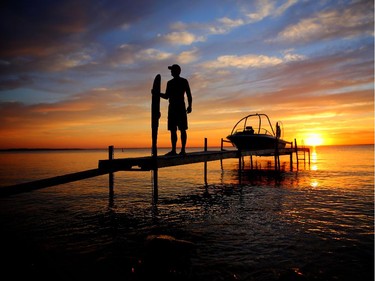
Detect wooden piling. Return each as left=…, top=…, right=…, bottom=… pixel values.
left=108, top=145, right=114, bottom=160
left=274, top=139, right=280, bottom=170
left=108, top=145, right=114, bottom=192
left=204, top=138, right=208, bottom=186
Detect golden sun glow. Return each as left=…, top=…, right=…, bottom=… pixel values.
left=0, top=2, right=373, bottom=149
left=305, top=133, right=324, bottom=146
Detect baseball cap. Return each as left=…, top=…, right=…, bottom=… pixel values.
left=168, top=64, right=181, bottom=72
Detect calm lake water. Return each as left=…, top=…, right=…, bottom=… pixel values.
left=0, top=145, right=373, bottom=280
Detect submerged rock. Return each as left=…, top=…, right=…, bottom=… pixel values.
left=133, top=234, right=196, bottom=281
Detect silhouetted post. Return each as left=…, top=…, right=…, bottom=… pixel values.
left=204, top=161, right=208, bottom=187
left=108, top=145, right=114, bottom=160
left=108, top=145, right=114, bottom=194
left=152, top=170, right=158, bottom=204
left=152, top=165, right=158, bottom=200
left=294, top=139, right=299, bottom=170
left=308, top=149, right=311, bottom=165
left=204, top=138, right=208, bottom=186
left=238, top=151, right=242, bottom=184
left=289, top=152, right=293, bottom=171
left=220, top=139, right=224, bottom=167
left=274, top=138, right=280, bottom=170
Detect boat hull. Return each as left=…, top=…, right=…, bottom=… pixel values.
left=227, top=134, right=287, bottom=151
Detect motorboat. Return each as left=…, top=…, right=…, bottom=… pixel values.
left=226, top=113, right=289, bottom=151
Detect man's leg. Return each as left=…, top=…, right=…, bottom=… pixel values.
left=170, top=129, right=177, bottom=153
left=180, top=129, right=187, bottom=154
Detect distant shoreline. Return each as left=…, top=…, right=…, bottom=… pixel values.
left=0, top=144, right=373, bottom=152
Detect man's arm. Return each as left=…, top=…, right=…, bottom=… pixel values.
left=159, top=92, right=168, bottom=99
left=186, top=80, right=192, bottom=113
left=151, top=89, right=168, bottom=99
left=157, top=81, right=170, bottom=100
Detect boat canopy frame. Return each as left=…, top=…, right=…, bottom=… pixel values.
left=230, top=113, right=276, bottom=136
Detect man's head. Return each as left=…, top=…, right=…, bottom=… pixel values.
left=168, top=64, right=181, bottom=77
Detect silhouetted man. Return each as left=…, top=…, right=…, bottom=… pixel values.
left=155, top=64, right=192, bottom=156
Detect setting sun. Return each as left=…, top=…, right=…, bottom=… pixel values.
left=305, top=133, right=324, bottom=147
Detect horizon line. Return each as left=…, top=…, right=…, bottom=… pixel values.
left=0, top=143, right=373, bottom=151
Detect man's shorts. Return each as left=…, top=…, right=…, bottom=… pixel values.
left=168, top=103, right=188, bottom=131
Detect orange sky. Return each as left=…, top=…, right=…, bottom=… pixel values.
left=0, top=1, right=373, bottom=149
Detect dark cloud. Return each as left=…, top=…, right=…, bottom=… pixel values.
left=0, top=74, right=33, bottom=90
left=0, top=0, right=171, bottom=58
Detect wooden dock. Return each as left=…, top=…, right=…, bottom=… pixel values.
left=98, top=147, right=309, bottom=172
left=0, top=144, right=310, bottom=197
left=0, top=169, right=108, bottom=197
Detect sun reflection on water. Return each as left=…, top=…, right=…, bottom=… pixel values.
left=310, top=148, right=319, bottom=187
left=310, top=180, right=319, bottom=188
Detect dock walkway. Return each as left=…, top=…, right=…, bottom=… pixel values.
left=0, top=146, right=310, bottom=197
left=98, top=147, right=307, bottom=171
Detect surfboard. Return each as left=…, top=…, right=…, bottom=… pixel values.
left=151, top=74, right=161, bottom=157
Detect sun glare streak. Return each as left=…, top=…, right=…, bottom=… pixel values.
left=310, top=148, right=318, bottom=171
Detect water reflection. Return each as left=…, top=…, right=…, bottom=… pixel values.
left=310, top=148, right=319, bottom=187
left=310, top=180, right=319, bottom=188
left=1, top=146, right=373, bottom=281
left=311, top=149, right=318, bottom=163
left=311, top=148, right=318, bottom=171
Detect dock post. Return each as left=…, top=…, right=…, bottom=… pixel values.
left=108, top=145, right=114, bottom=194
left=308, top=148, right=311, bottom=165
left=204, top=138, right=208, bottom=186
left=108, top=145, right=114, bottom=160
left=220, top=138, right=224, bottom=168
left=294, top=139, right=299, bottom=170
left=290, top=141, right=294, bottom=171
left=274, top=140, right=280, bottom=170
left=152, top=168, right=158, bottom=203
left=289, top=152, right=293, bottom=171
left=151, top=150, right=159, bottom=203
left=238, top=151, right=243, bottom=184
left=204, top=161, right=208, bottom=187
